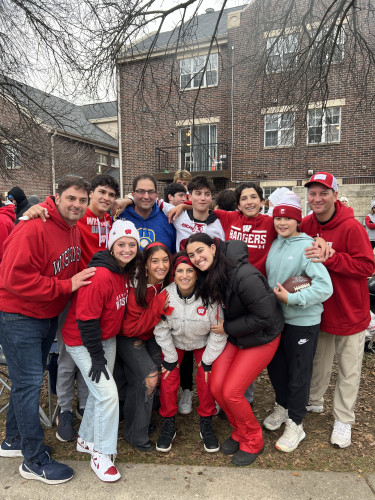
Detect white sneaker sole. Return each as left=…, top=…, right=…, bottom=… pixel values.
left=306, top=405, right=324, bottom=413
left=0, top=448, right=23, bottom=458
left=90, top=461, right=121, bottom=482
left=330, top=437, right=351, bottom=448
left=156, top=432, right=176, bottom=453
left=19, top=464, right=73, bottom=484
left=178, top=406, right=192, bottom=415
left=276, top=430, right=306, bottom=453
left=263, top=418, right=287, bottom=431
left=200, top=433, right=220, bottom=453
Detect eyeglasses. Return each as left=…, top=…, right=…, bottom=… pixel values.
left=134, top=189, right=157, bottom=196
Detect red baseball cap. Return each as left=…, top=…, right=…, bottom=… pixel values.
left=304, top=172, right=338, bottom=191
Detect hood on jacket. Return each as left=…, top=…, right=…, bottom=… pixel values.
left=0, top=203, right=16, bottom=222
left=219, top=239, right=249, bottom=268
left=125, top=203, right=160, bottom=221
left=88, top=249, right=127, bottom=274
left=275, top=233, right=314, bottom=247
left=8, top=186, right=26, bottom=204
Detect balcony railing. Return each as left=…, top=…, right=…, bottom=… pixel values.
left=155, top=143, right=229, bottom=174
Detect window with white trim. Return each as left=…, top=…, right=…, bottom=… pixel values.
left=180, top=53, right=218, bottom=89
left=110, top=156, right=119, bottom=168
left=266, top=34, right=298, bottom=72
left=264, top=113, right=295, bottom=147
left=307, top=107, right=341, bottom=144
left=4, top=145, right=21, bottom=169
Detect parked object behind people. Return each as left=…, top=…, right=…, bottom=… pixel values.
left=63, top=220, right=140, bottom=483
left=265, top=192, right=333, bottom=453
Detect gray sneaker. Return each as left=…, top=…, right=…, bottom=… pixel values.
left=263, top=403, right=288, bottom=431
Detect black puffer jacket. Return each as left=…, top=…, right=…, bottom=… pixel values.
left=220, top=240, right=284, bottom=349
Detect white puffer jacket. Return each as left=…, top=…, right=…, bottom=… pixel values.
left=153, top=283, right=226, bottom=366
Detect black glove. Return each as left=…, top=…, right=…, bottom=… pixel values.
left=88, top=359, right=110, bottom=383
left=162, top=359, right=178, bottom=372
left=201, top=361, right=212, bottom=372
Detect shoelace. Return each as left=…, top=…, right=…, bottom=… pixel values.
left=200, top=419, right=215, bottom=437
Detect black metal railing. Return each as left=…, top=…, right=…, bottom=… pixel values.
left=155, top=143, right=229, bottom=173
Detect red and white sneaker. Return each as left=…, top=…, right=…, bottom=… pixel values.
left=90, top=450, right=121, bottom=483
left=76, top=436, right=94, bottom=455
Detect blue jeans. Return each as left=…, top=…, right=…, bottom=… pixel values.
left=0, top=312, right=57, bottom=462
left=66, top=337, right=118, bottom=455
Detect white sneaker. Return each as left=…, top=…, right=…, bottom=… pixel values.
left=276, top=418, right=306, bottom=452
left=306, top=403, right=324, bottom=413
left=330, top=420, right=351, bottom=448
left=178, top=389, right=193, bottom=415
left=91, top=450, right=121, bottom=482
left=263, top=403, right=288, bottom=431
left=76, top=436, right=94, bottom=455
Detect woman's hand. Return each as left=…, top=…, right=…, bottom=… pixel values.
left=210, top=318, right=225, bottom=335
left=161, top=363, right=179, bottom=380
left=163, top=292, right=170, bottom=310
left=273, top=283, right=289, bottom=304
left=198, top=361, right=210, bottom=383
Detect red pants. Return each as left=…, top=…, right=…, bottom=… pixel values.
left=159, top=347, right=216, bottom=418
left=211, top=337, right=280, bottom=453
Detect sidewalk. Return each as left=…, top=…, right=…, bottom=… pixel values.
left=1, top=458, right=374, bottom=499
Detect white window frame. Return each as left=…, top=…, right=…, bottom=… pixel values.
left=180, top=53, right=218, bottom=89
left=264, top=112, right=295, bottom=148
left=307, top=107, right=341, bottom=145
left=110, top=156, right=119, bottom=168
left=311, top=26, right=346, bottom=64
left=4, top=145, right=21, bottom=169
left=266, top=34, right=298, bottom=73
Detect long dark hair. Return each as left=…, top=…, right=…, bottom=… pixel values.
left=135, top=243, right=172, bottom=308
left=185, top=233, right=234, bottom=307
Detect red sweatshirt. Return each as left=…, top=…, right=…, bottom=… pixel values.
left=0, top=204, right=16, bottom=262
left=214, top=210, right=277, bottom=276
left=76, top=208, right=112, bottom=269
left=120, top=284, right=173, bottom=341
left=63, top=265, right=129, bottom=346
left=0, top=196, right=81, bottom=318
left=300, top=201, right=375, bottom=336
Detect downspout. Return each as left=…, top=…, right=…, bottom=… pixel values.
left=116, top=67, right=123, bottom=198
left=231, top=45, right=234, bottom=182
left=51, top=130, right=57, bottom=195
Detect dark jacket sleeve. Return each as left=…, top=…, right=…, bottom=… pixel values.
left=223, top=270, right=282, bottom=339
left=77, top=319, right=106, bottom=362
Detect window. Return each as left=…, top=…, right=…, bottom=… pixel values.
left=4, top=145, right=21, bottom=169
left=110, top=156, right=119, bottom=168
left=266, top=34, right=298, bottom=72
left=180, top=53, right=218, bottom=89
left=264, top=113, right=295, bottom=147
left=179, top=124, right=217, bottom=171
left=307, top=107, right=341, bottom=144
left=311, top=26, right=345, bottom=64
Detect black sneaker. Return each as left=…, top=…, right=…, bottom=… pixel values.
left=200, top=416, right=220, bottom=453
left=76, top=405, right=84, bottom=421
left=156, top=417, right=176, bottom=453
left=221, top=436, right=239, bottom=455
left=56, top=411, right=75, bottom=442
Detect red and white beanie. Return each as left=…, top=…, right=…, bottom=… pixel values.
left=273, top=192, right=302, bottom=222
left=108, top=220, right=140, bottom=249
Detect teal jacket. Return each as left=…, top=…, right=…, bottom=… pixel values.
left=265, top=233, right=333, bottom=326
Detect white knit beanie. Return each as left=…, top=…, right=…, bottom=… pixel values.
left=268, top=187, right=291, bottom=207
left=108, top=220, right=140, bottom=250
left=273, top=192, right=302, bottom=222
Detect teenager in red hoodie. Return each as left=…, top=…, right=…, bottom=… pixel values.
left=0, top=177, right=95, bottom=484
left=301, top=172, right=375, bottom=449
left=116, top=242, right=173, bottom=452
left=63, top=220, right=140, bottom=483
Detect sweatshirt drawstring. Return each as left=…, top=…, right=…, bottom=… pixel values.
left=97, top=218, right=109, bottom=249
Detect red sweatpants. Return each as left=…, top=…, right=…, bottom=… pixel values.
left=211, top=337, right=280, bottom=453
left=159, top=347, right=216, bottom=418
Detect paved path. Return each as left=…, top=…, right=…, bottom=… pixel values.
left=1, top=458, right=375, bottom=499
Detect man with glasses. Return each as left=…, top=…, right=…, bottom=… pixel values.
left=117, top=174, right=175, bottom=253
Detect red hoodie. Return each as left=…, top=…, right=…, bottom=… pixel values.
left=119, top=284, right=173, bottom=341
left=76, top=208, right=112, bottom=269
left=0, top=204, right=16, bottom=262
left=0, top=196, right=81, bottom=319
left=300, top=201, right=375, bottom=336
left=214, top=210, right=277, bottom=276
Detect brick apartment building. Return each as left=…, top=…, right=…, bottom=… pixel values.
left=0, top=82, right=119, bottom=201
left=117, top=0, right=375, bottom=220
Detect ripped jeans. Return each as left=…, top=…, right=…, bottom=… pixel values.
left=116, top=335, right=162, bottom=447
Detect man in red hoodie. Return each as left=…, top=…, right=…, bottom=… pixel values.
left=300, top=172, right=375, bottom=449
left=0, top=176, right=96, bottom=484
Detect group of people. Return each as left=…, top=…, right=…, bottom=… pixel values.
left=0, top=169, right=373, bottom=485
